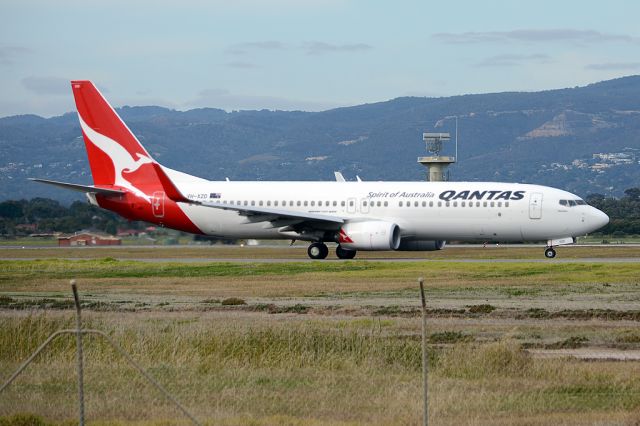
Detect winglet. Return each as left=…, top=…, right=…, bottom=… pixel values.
left=151, top=163, right=191, bottom=203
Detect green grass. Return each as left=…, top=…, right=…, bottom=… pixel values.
left=1, top=258, right=639, bottom=284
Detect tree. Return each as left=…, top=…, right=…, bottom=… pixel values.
left=0, top=200, right=25, bottom=219
left=624, top=187, right=640, bottom=201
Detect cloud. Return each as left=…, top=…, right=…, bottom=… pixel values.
left=303, top=42, right=372, bottom=55
left=187, top=88, right=341, bottom=111
left=585, top=62, right=640, bottom=71
left=225, top=61, right=259, bottom=69
left=226, top=41, right=286, bottom=55
left=226, top=40, right=373, bottom=56
left=475, top=53, right=552, bottom=67
left=0, top=45, right=32, bottom=66
left=21, top=76, right=69, bottom=96
left=433, top=29, right=639, bottom=45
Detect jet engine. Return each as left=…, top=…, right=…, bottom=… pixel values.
left=397, top=239, right=446, bottom=251
left=339, top=221, right=401, bottom=251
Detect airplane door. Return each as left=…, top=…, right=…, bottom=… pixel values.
left=152, top=191, right=165, bottom=218
left=529, top=192, right=542, bottom=219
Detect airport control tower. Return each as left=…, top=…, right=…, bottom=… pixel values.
left=418, top=132, right=456, bottom=181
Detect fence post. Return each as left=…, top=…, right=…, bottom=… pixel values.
left=71, top=280, right=85, bottom=426
left=419, top=277, right=428, bottom=426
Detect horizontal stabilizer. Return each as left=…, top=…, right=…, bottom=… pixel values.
left=29, top=178, right=125, bottom=196
left=151, top=163, right=190, bottom=203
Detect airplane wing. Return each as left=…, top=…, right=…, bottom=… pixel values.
left=29, top=178, right=125, bottom=196
left=196, top=200, right=344, bottom=224
left=152, top=163, right=344, bottom=227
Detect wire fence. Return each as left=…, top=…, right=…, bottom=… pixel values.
left=1, top=280, right=640, bottom=425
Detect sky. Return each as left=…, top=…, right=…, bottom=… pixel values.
left=1, top=0, right=639, bottom=117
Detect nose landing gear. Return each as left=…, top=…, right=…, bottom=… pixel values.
left=544, top=247, right=557, bottom=258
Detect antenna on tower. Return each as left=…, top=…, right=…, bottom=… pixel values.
left=418, top=132, right=456, bottom=182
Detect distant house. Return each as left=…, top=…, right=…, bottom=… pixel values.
left=117, top=228, right=140, bottom=237
left=15, top=223, right=38, bottom=233
left=58, top=232, right=121, bottom=247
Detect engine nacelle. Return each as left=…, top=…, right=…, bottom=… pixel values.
left=397, top=239, right=446, bottom=251
left=339, top=221, right=401, bottom=251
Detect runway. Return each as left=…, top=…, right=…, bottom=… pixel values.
left=6, top=256, right=640, bottom=263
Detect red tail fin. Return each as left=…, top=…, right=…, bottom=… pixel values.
left=71, top=81, right=157, bottom=197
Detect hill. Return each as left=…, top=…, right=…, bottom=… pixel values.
left=1, top=76, right=639, bottom=203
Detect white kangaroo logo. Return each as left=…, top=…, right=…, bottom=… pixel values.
left=79, top=116, right=153, bottom=201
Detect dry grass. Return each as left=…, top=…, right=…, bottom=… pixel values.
left=2, top=313, right=640, bottom=425
left=2, top=247, right=640, bottom=424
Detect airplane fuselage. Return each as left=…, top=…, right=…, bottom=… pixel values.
left=121, top=172, right=608, bottom=244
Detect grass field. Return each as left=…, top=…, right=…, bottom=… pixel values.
left=1, top=246, right=640, bottom=425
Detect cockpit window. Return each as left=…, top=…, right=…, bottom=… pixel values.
left=560, top=199, right=586, bottom=207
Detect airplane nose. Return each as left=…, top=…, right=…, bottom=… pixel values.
left=591, top=207, right=609, bottom=230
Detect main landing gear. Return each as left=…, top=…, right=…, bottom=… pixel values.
left=307, top=242, right=329, bottom=259
left=307, top=243, right=357, bottom=260
left=336, top=245, right=356, bottom=260
left=544, top=247, right=557, bottom=258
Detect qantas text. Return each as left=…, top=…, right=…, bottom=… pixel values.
left=439, top=190, right=526, bottom=201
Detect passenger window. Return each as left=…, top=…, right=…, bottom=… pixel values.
left=274, top=201, right=279, bottom=206
left=446, top=202, right=450, bottom=207
left=304, top=201, right=308, bottom=207
left=333, top=201, right=337, bottom=207
left=497, top=202, right=502, bottom=207
left=363, top=201, right=367, bottom=207
left=438, top=201, right=442, bottom=207
left=414, top=201, right=419, bottom=207
left=349, top=200, right=354, bottom=207
left=267, top=201, right=271, bottom=206
left=429, top=201, right=434, bottom=207
left=476, top=202, right=480, bottom=207
left=505, top=202, right=510, bottom=208
left=453, top=201, right=457, bottom=207
left=297, top=201, right=301, bottom=206
left=341, top=201, right=345, bottom=207
left=483, top=202, right=487, bottom=207
left=399, top=201, right=403, bottom=207
left=310, top=201, right=315, bottom=206
left=461, top=201, right=465, bottom=207
left=490, top=202, right=494, bottom=207
left=384, top=201, right=388, bottom=207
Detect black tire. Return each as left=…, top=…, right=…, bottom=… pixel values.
left=544, top=247, right=556, bottom=258
left=336, top=245, right=357, bottom=260
left=308, top=242, right=329, bottom=259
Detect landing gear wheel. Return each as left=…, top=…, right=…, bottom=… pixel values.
left=336, top=245, right=357, bottom=260
left=308, top=242, right=329, bottom=260
left=544, top=247, right=557, bottom=258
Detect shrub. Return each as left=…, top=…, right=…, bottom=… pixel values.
left=221, top=297, right=246, bottom=306
left=468, top=304, right=496, bottom=314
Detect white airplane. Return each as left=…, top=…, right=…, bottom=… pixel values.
left=32, top=81, right=609, bottom=259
